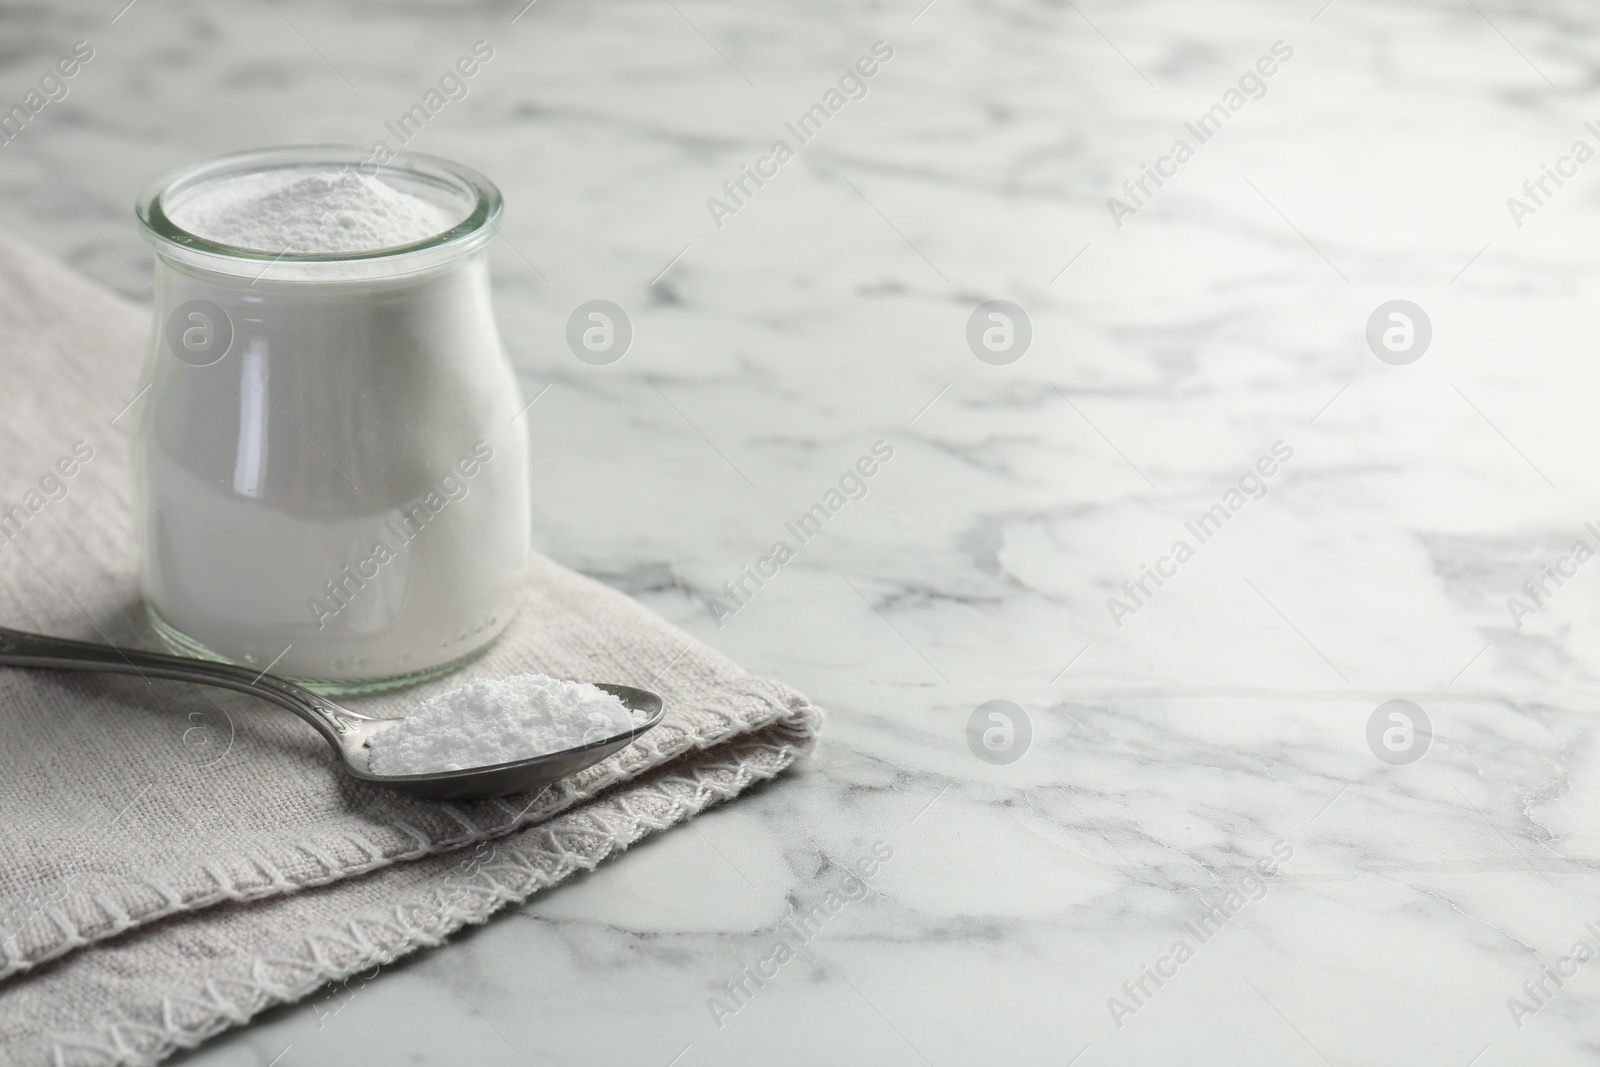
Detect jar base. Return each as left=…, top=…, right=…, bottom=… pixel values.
left=144, top=605, right=504, bottom=696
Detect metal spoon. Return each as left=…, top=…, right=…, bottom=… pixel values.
left=0, top=625, right=664, bottom=800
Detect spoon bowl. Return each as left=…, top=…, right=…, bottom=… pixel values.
left=346, top=683, right=663, bottom=800
left=0, top=625, right=663, bottom=800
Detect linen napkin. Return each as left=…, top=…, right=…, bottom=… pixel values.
left=0, top=232, right=820, bottom=1066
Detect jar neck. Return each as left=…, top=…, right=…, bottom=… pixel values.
left=136, top=146, right=503, bottom=283
left=150, top=241, right=493, bottom=290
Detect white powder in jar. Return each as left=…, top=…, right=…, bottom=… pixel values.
left=138, top=155, right=530, bottom=686
left=168, top=170, right=456, bottom=254
left=367, top=674, right=643, bottom=775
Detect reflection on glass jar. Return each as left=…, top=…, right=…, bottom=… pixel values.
left=133, top=147, right=530, bottom=694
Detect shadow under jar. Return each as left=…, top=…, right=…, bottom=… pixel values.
left=133, top=146, right=530, bottom=695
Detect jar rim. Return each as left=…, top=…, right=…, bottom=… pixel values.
left=135, top=145, right=503, bottom=275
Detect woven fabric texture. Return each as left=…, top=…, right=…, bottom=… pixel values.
left=0, top=233, right=820, bottom=1066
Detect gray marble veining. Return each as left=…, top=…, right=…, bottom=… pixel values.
left=6, top=0, right=1600, bottom=1063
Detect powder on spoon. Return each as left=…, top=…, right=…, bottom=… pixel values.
left=168, top=169, right=456, bottom=254
left=367, top=674, right=643, bottom=776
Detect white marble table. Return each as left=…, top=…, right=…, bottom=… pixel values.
left=6, top=0, right=1600, bottom=1063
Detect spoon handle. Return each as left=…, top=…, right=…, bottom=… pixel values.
left=0, top=624, right=378, bottom=747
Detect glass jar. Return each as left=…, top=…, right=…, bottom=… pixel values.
left=133, top=146, right=530, bottom=694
